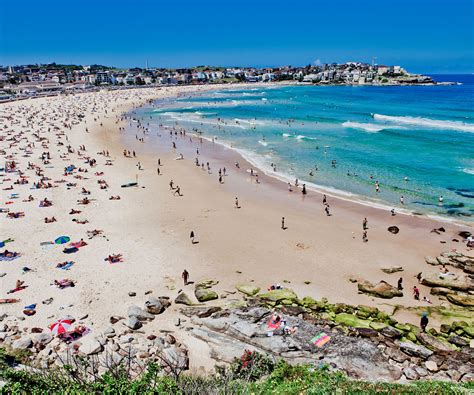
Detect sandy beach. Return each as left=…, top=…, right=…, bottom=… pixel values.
left=1, top=85, right=472, bottom=371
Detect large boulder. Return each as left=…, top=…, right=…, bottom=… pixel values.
left=421, top=273, right=473, bottom=292
left=399, top=341, right=433, bottom=359
left=195, top=279, right=219, bottom=289
left=124, top=316, right=142, bottom=330
left=334, top=313, right=371, bottom=328
left=357, top=280, right=403, bottom=299
left=416, top=332, right=457, bottom=353
left=78, top=337, right=102, bottom=355
left=145, top=298, right=164, bottom=314
left=175, top=292, right=193, bottom=306
left=12, top=337, right=32, bottom=350
left=257, top=289, right=298, bottom=304
left=128, top=305, right=155, bottom=321
left=235, top=284, right=260, bottom=297
left=195, top=287, right=218, bottom=302
left=446, top=293, right=474, bottom=307
left=381, top=266, right=403, bottom=274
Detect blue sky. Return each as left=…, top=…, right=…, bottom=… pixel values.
left=1, top=0, right=473, bottom=73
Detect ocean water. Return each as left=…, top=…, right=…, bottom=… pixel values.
left=136, top=75, right=474, bottom=221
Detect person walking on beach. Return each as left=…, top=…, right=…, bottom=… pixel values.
left=288, top=182, right=293, bottom=192
left=325, top=205, right=330, bottom=216
left=169, top=180, right=174, bottom=190
left=363, top=218, right=368, bottom=230
left=157, top=167, right=160, bottom=175
left=416, top=272, right=423, bottom=283
left=158, top=158, right=161, bottom=166
left=323, top=194, right=327, bottom=204
left=182, top=269, right=189, bottom=286
left=362, top=230, right=368, bottom=243
left=400, top=196, right=405, bottom=205
left=219, top=175, right=223, bottom=184
left=174, top=186, right=181, bottom=196
left=420, top=312, right=429, bottom=332
left=397, top=277, right=403, bottom=291
left=235, top=197, right=240, bottom=208
left=190, top=231, right=195, bottom=244
left=413, top=286, right=420, bottom=300
left=302, top=184, right=307, bottom=195
left=281, top=217, right=286, bottom=230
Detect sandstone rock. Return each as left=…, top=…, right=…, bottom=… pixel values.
left=175, top=292, right=193, bottom=306
left=425, top=360, right=438, bottom=372
left=416, top=332, right=457, bottom=353
left=110, top=316, right=123, bottom=324
left=446, top=293, right=474, bottom=307
left=430, top=287, right=456, bottom=296
left=235, top=284, right=260, bottom=296
left=380, top=326, right=403, bottom=339
left=399, top=341, right=433, bottom=359
left=12, top=337, right=32, bottom=350
left=79, top=338, right=102, bottom=355
left=196, top=306, right=222, bottom=318
left=145, top=298, right=164, bottom=314
left=436, top=256, right=450, bottom=265
left=421, top=273, right=473, bottom=292
left=103, top=327, right=115, bottom=338
left=358, top=280, right=403, bottom=299
left=414, top=366, right=429, bottom=377
left=425, top=256, right=439, bottom=265
left=385, top=347, right=409, bottom=363
left=403, top=366, right=419, bottom=380
left=334, top=313, right=371, bottom=328
left=195, top=287, right=218, bottom=302
left=381, top=266, right=403, bottom=274
left=128, top=306, right=154, bottom=321
left=124, top=316, right=142, bottom=330
left=195, top=279, right=219, bottom=289
left=257, top=289, right=298, bottom=303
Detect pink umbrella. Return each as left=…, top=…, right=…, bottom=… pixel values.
left=49, top=319, right=72, bottom=335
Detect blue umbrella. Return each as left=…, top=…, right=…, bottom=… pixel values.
left=55, top=236, right=70, bottom=245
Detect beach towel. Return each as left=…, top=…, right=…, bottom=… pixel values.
left=0, top=255, right=20, bottom=261
left=57, top=262, right=74, bottom=270
left=63, top=247, right=78, bottom=254
left=24, top=303, right=37, bottom=310
left=267, top=317, right=282, bottom=330
left=310, top=332, right=331, bottom=348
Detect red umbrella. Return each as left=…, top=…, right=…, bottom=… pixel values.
left=49, top=319, right=72, bottom=335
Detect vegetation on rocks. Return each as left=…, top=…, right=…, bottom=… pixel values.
left=1, top=348, right=472, bottom=394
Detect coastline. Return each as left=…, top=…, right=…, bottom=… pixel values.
left=1, top=85, right=472, bottom=374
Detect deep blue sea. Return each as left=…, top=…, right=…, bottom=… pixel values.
left=139, top=75, right=474, bottom=221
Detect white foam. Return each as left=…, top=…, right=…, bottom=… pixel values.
left=258, top=140, right=268, bottom=147
left=342, top=121, right=384, bottom=133
left=461, top=168, right=474, bottom=175
left=373, top=114, right=474, bottom=133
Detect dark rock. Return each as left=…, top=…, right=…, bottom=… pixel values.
left=448, top=335, right=469, bottom=347
left=403, top=366, right=419, bottom=380
left=458, top=231, right=471, bottom=239
left=358, top=280, right=403, bottom=299
left=416, top=332, right=457, bottom=353
left=355, top=327, right=379, bottom=338
left=387, top=226, right=399, bottom=234
left=399, top=341, right=433, bottom=359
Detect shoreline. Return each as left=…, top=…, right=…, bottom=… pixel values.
left=134, top=91, right=473, bottom=228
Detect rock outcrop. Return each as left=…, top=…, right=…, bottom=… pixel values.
left=357, top=280, right=403, bottom=299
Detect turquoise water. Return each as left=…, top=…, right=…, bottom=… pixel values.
left=138, top=75, right=474, bottom=221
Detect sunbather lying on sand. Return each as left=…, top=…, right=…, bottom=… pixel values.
left=7, top=280, right=27, bottom=294
left=44, top=217, right=57, bottom=223
left=39, top=198, right=53, bottom=207
left=7, top=212, right=25, bottom=219
left=58, top=325, right=88, bottom=343
left=109, top=195, right=121, bottom=200
left=87, top=229, right=103, bottom=239
left=69, top=209, right=81, bottom=215
left=77, top=197, right=90, bottom=205
left=1, top=250, right=21, bottom=258
left=72, top=218, right=89, bottom=224
left=105, top=254, right=123, bottom=263
left=54, top=279, right=75, bottom=288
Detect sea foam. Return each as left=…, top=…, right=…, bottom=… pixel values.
left=373, top=114, right=474, bottom=132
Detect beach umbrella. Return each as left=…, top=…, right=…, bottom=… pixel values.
left=49, top=319, right=72, bottom=335
left=55, top=236, right=70, bottom=245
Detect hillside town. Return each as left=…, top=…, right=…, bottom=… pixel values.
left=0, top=62, right=434, bottom=100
